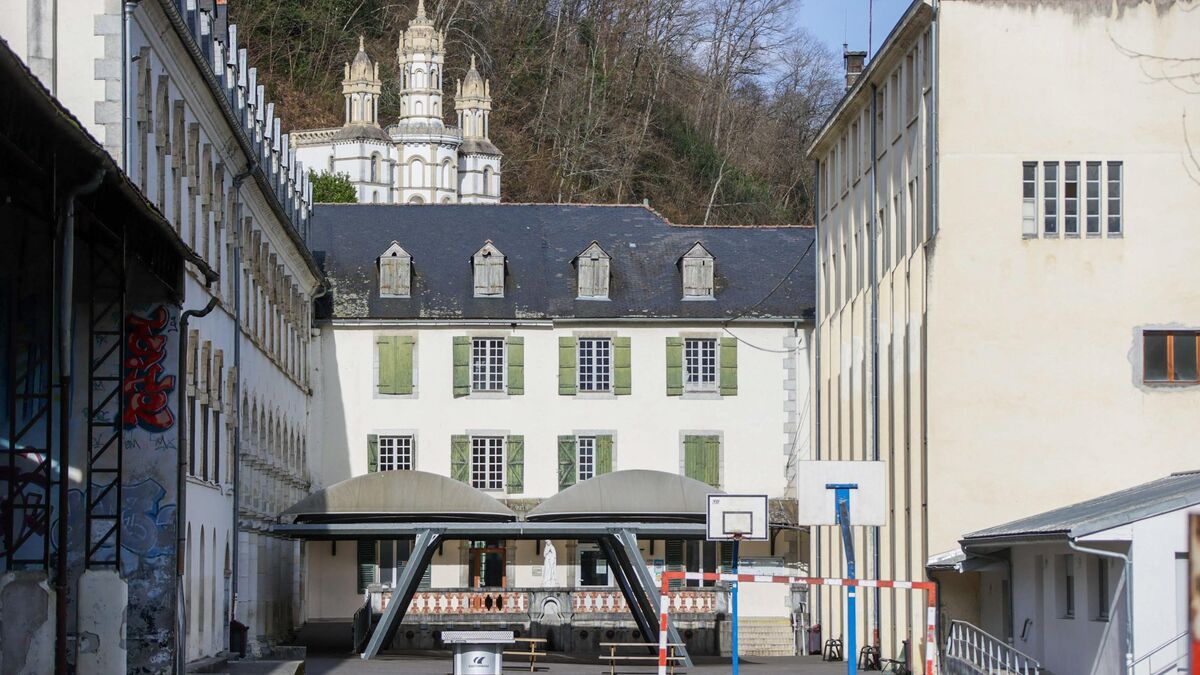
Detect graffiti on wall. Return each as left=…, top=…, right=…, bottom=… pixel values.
left=123, top=305, right=176, bottom=433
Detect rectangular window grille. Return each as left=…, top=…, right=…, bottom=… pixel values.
left=577, top=436, right=596, bottom=482
left=471, top=338, right=505, bottom=392
left=378, top=436, right=414, bottom=471
left=1086, top=162, right=1101, bottom=235
left=1143, top=331, right=1199, bottom=383
left=577, top=338, right=612, bottom=392
left=1064, top=162, right=1079, bottom=236
left=471, top=436, right=505, bottom=490
left=1096, top=558, right=1109, bottom=620
left=684, top=338, right=718, bottom=391
left=1107, top=161, right=1123, bottom=235
left=1043, top=161, right=1059, bottom=236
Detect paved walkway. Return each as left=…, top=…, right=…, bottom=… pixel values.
left=294, top=652, right=851, bottom=674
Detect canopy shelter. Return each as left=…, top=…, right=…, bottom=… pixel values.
left=277, top=470, right=721, bottom=663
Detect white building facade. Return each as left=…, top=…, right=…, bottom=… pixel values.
left=806, top=0, right=1200, bottom=668
left=293, top=1, right=502, bottom=205
left=0, top=0, right=323, bottom=669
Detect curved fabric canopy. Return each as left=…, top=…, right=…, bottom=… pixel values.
left=526, top=470, right=722, bottom=522
left=283, top=470, right=517, bottom=523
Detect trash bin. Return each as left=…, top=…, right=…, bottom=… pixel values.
left=806, top=624, right=822, bottom=655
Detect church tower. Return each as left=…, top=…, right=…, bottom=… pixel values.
left=455, top=55, right=503, bottom=204
left=343, top=36, right=382, bottom=127
left=396, top=0, right=446, bottom=125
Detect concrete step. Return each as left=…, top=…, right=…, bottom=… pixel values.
left=719, top=618, right=796, bottom=657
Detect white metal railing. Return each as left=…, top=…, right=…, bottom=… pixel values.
left=944, top=620, right=1040, bottom=675
left=1131, top=630, right=1188, bottom=675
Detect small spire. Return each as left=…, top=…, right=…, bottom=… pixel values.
left=470, top=54, right=476, bottom=71
left=359, top=35, right=365, bottom=52
left=416, top=0, right=426, bottom=17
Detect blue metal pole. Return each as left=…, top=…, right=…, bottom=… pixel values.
left=829, top=484, right=858, bottom=675
left=731, top=538, right=740, bottom=675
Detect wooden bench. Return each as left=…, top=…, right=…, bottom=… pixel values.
left=503, top=637, right=547, bottom=672
left=598, top=642, right=686, bottom=675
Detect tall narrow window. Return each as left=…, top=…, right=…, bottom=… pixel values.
left=470, top=338, right=506, bottom=392
left=1086, top=162, right=1101, bottom=235
left=577, top=338, right=612, bottom=392
left=1106, top=161, right=1123, bottom=235
left=470, top=436, right=505, bottom=490
left=378, top=436, right=414, bottom=471
left=577, top=436, right=596, bottom=482
left=1043, top=161, right=1059, bottom=236
left=1095, top=558, right=1110, bottom=621
left=684, top=338, right=718, bottom=392
left=1064, top=162, right=1079, bottom=236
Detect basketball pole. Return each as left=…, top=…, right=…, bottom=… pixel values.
left=731, top=535, right=741, bottom=675
left=828, top=483, right=860, bottom=675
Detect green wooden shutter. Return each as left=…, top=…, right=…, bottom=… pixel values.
left=367, top=434, right=379, bottom=473
left=702, top=436, right=720, bottom=487
left=558, top=337, right=577, bottom=395
left=666, top=337, right=683, bottom=396
left=377, top=335, right=398, bottom=394
left=506, top=336, right=524, bottom=395
left=613, top=337, right=631, bottom=395
left=356, top=540, right=377, bottom=593
left=683, top=435, right=702, bottom=481
left=557, top=435, right=577, bottom=491
left=506, top=435, right=524, bottom=494
left=719, top=337, right=738, bottom=396
left=396, top=335, right=414, bottom=395
left=452, top=336, right=471, bottom=397
left=665, top=539, right=684, bottom=590
left=684, top=435, right=720, bottom=487
left=451, top=435, right=470, bottom=483
left=596, top=435, right=613, bottom=475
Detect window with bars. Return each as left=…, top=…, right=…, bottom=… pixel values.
left=471, top=338, right=506, bottom=392
left=1043, top=161, right=1059, bottom=236
left=1107, top=161, right=1123, bottom=235
left=577, top=436, right=596, bottom=482
left=378, top=436, right=414, bottom=471
left=684, top=338, right=718, bottom=391
left=1064, top=162, right=1079, bottom=236
left=1144, top=331, right=1199, bottom=383
left=471, top=436, right=505, bottom=490
left=577, top=338, right=612, bottom=392
left=1086, top=162, right=1101, bottom=235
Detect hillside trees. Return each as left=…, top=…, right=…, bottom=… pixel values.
left=229, top=0, right=840, bottom=224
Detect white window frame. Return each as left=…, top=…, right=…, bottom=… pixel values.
left=1106, top=161, right=1123, bottom=236
left=577, top=338, right=612, bottom=392
left=1043, top=161, right=1059, bottom=237
left=1064, top=161, right=1080, bottom=237
left=1022, top=162, right=1038, bottom=237
left=470, top=436, right=505, bottom=491
left=683, top=338, right=719, bottom=392
left=1085, top=161, right=1101, bottom=236
left=378, top=435, right=414, bottom=471
left=577, top=436, right=596, bottom=482
left=470, top=337, right=506, bottom=393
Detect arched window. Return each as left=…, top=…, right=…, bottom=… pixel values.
left=364, top=95, right=373, bottom=123
left=414, top=100, right=424, bottom=116
left=414, top=68, right=425, bottom=89
left=483, top=166, right=494, bottom=196
left=441, top=160, right=452, bottom=188
left=408, top=195, right=425, bottom=204
left=410, top=158, right=425, bottom=188
left=369, top=153, right=379, bottom=183
left=373, top=191, right=380, bottom=203
left=351, top=97, right=360, bottom=123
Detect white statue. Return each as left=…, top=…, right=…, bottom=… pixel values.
left=542, top=540, right=558, bottom=587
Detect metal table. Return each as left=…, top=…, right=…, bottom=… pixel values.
left=441, top=630, right=515, bottom=675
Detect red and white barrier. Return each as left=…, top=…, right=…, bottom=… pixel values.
left=656, top=571, right=939, bottom=675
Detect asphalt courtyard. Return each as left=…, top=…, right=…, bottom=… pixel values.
left=291, top=652, right=853, bottom=674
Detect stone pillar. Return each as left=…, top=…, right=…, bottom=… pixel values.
left=0, top=570, right=55, bottom=674
left=76, top=569, right=128, bottom=674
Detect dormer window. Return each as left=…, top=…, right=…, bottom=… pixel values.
left=378, top=241, right=412, bottom=298
left=472, top=240, right=505, bottom=297
left=576, top=241, right=611, bottom=300
left=680, top=242, right=715, bottom=299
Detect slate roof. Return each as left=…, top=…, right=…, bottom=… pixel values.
left=310, top=204, right=815, bottom=321
left=960, top=471, right=1200, bottom=546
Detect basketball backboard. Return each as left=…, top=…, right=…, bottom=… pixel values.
left=796, top=461, right=886, bottom=526
left=707, top=494, right=769, bottom=541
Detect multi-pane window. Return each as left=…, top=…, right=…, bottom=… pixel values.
left=470, top=436, right=505, bottom=490
left=577, top=436, right=596, bottom=482
left=1064, top=162, right=1079, bottom=236
left=471, top=338, right=505, bottom=392
left=1106, top=161, right=1123, bottom=235
left=684, top=338, right=718, bottom=391
left=1043, top=161, right=1059, bottom=236
left=378, top=436, right=414, bottom=471
left=1143, top=331, right=1199, bottom=383
left=577, top=338, right=612, bottom=392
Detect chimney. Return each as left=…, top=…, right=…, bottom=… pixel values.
left=843, top=44, right=867, bottom=90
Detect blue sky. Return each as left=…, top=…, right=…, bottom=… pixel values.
left=792, top=0, right=911, bottom=59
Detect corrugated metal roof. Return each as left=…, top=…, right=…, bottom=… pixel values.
left=309, top=203, right=815, bottom=321
left=961, top=471, right=1200, bottom=545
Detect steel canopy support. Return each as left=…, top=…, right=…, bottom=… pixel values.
left=615, top=529, right=693, bottom=668
left=598, top=536, right=657, bottom=648
left=362, top=529, right=441, bottom=659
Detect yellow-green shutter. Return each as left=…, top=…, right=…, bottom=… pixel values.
left=614, top=337, right=631, bottom=395
left=451, top=435, right=470, bottom=483
left=684, top=434, right=720, bottom=487
left=452, top=336, right=471, bottom=397
left=666, top=337, right=683, bottom=396
left=377, top=335, right=398, bottom=394
left=507, top=336, right=524, bottom=395
left=557, top=435, right=577, bottom=491
left=506, top=435, right=524, bottom=494
left=719, top=337, right=738, bottom=396
left=396, top=335, right=414, bottom=395
left=367, top=434, right=379, bottom=473
left=558, top=336, right=577, bottom=395
left=596, top=435, right=614, bottom=474
left=702, top=435, right=720, bottom=487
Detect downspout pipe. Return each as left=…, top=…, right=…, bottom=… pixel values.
left=55, top=168, right=105, bottom=675
left=1068, top=539, right=1132, bottom=674
left=811, top=158, right=822, bottom=631
left=229, top=162, right=254, bottom=638
left=122, top=1, right=140, bottom=174
left=869, top=79, right=881, bottom=649
left=177, top=295, right=218, bottom=674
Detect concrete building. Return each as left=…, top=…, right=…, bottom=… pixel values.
left=293, top=1, right=503, bottom=205
left=0, top=0, right=322, bottom=669
left=297, top=204, right=814, bottom=656
left=805, top=0, right=1200, bottom=668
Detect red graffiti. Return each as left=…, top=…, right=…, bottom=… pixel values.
left=123, top=306, right=176, bottom=432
